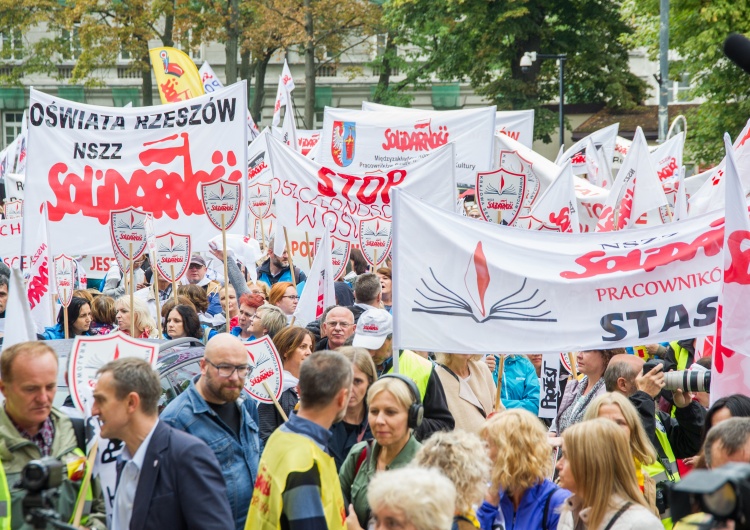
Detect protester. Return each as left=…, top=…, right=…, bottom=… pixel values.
left=478, top=409, right=571, bottom=530
left=218, top=284, right=240, bottom=329
left=353, top=308, right=454, bottom=440
left=497, top=354, right=540, bottom=415
left=135, top=273, right=174, bottom=321
left=114, top=295, right=158, bottom=338
left=0, top=341, right=107, bottom=529
left=165, top=305, right=204, bottom=341
left=256, top=238, right=307, bottom=287
left=246, top=350, right=352, bottom=529
left=268, top=281, right=298, bottom=316
left=348, top=273, right=383, bottom=322
left=583, top=393, right=659, bottom=515
left=550, top=349, right=624, bottom=437
left=434, top=352, right=497, bottom=434
left=93, top=357, right=232, bottom=530
left=348, top=248, right=369, bottom=276
left=251, top=303, right=287, bottom=339
left=688, top=394, right=750, bottom=468
left=703, top=417, right=750, bottom=469
left=246, top=280, right=270, bottom=300
left=315, top=305, right=356, bottom=351
left=330, top=347, right=377, bottom=469
left=0, top=273, right=8, bottom=333
left=232, top=293, right=265, bottom=341
left=73, top=288, right=95, bottom=304
left=556, top=419, right=662, bottom=530
left=177, top=284, right=220, bottom=327
left=186, top=253, right=223, bottom=315
left=358, top=467, right=456, bottom=530
left=102, top=253, right=148, bottom=298
left=339, top=375, right=423, bottom=528
left=412, top=430, right=490, bottom=529
left=161, top=334, right=261, bottom=530
left=258, top=326, right=315, bottom=444
left=527, top=354, right=543, bottom=377
left=42, top=296, right=96, bottom=338
left=90, top=294, right=117, bottom=334
left=376, top=267, right=392, bottom=312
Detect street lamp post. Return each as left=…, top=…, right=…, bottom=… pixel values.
left=520, top=52, right=568, bottom=147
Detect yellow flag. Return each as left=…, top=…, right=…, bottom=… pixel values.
left=149, top=47, right=204, bottom=104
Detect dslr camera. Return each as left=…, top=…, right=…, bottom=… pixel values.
left=643, top=359, right=711, bottom=393
left=17, top=457, right=78, bottom=530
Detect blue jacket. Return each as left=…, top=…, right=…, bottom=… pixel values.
left=160, top=376, right=261, bottom=530
left=41, top=323, right=95, bottom=340
left=256, top=259, right=307, bottom=287
left=494, top=355, right=540, bottom=415
left=477, top=479, right=570, bottom=530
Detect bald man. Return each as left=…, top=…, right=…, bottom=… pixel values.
left=161, top=333, right=260, bottom=530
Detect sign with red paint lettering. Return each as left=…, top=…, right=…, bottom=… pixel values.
left=201, top=179, right=242, bottom=230
left=4, top=200, right=22, bottom=220
left=53, top=254, right=75, bottom=307
left=247, top=183, right=273, bottom=219
left=244, top=336, right=283, bottom=403
left=69, top=332, right=158, bottom=413
left=23, top=83, right=247, bottom=257
left=110, top=208, right=149, bottom=260
left=155, top=232, right=191, bottom=282
left=358, top=216, right=392, bottom=267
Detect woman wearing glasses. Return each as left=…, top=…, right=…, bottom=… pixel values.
left=268, top=281, right=298, bottom=317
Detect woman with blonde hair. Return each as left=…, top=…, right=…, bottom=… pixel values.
left=434, top=352, right=497, bottom=434
left=478, top=409, right=571, bottom=530
left=112, top=296, right=157, bottom=338
left=413, top=430, right=490, bottom=529
left=556, top=419, right=662, bottom=530
left=584, top=393, right=659, bottom=515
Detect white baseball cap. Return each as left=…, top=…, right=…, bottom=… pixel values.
left=353, top=309, right=393, bottom=350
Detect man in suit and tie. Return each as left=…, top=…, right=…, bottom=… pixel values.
left=92, top=356, right=232, bottom=530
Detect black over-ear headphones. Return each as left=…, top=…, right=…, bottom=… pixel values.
left=379, top=374, right=424, bottom=429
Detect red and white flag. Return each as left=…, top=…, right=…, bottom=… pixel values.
left=585, top=139, right=612, bottom=190
left=2, top=267, right=37, bottom=350
left=21, top=203, right=53, bottom=333
left=558, top=123, right=619, bottom=175
left=294, top=228, right=335, bottom=326
left=596, top=127, right=668, bottom=232
left=272, top=60, right=295, bottom=127
left=515, top=162, right=580, bottom=233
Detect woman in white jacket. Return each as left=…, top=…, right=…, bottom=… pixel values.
left=556, top=418, right=663, bottom=530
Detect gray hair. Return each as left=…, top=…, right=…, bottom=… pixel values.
left=367, top=467, right=456, bottom=530
left=603, top=360, right=639, bottom=393
left=97, top=357, right=161, bottom=415
left=705, top=417, right=750, bottom=468
left=0, top=274, right=8, bottom=290
left=258, top=303, right=287, bottom=339
left=353, top=273, right=381, bottom=304
left=298, top=350, right=352, bottom=409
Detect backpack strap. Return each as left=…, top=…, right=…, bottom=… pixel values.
left=70, top=416, right=87, bottom=453
left=603, top=502, right=633, bottom=530
left=354, top=439, right=373, bottom=476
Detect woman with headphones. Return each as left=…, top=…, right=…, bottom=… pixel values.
left=339, top=374, right=424, bottom=529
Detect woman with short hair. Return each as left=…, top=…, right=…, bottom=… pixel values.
left=268, top=281, right=298, bottom=317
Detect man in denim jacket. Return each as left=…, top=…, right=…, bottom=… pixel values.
left=161, top=333, right=261, bottom=530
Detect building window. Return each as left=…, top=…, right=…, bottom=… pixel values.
left=669, top=72, right=692, bottom=103
left=4, top=111, right=23, bottom=148
left=0, top=30, right=22, bottom=61
left=317, top=64, right=337, bottom=77
left=176, top=31, right=202, bottom=62
left=119, top=46, right=132, bottom=62
left=61, top=27, right=81, bottom=61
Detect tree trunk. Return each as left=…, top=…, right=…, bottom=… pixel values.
left=142, top=62, right=153, bottom=106
left=225, top=0, right=240, bottom=84
left=304, top=0, right=315, bottom=129
left=162, top=11, right=174, bottom=47
left=374, top=31, right=395, bottom=102
left=251, top=53, right=272, bottom=124
left=240, top=48, right=251, bottom=107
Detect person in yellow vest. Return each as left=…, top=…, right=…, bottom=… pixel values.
left=0, top=341, right=107, bottom=529
left=246, top=350, right=353, bottom=530
left=604, top=354, right=705, bottom=529
left=352, top=308, right=455, bottom=441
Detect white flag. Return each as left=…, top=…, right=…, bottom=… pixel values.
left=280, top=85, right=298, bottom=152
left=294, top=229, right=335, bottom=326
left=558, top=123, right=619, bottom=175
left=200, top=61, right=259, bottom=140
left=516, top=162, right=580, bottom=233
left=272, top=60, right=295, bottom=127
left=674, top=173, right=688, bottom=221
left=14, top=111, right=28, bottom=175
left=22, top=203, right=53, bottom=333
left=2, top=267, right=38, bottom=350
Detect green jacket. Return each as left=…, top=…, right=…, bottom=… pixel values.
left=338, top=435, right=421, bottom=528
left=0, top=407, right=107, bottom=530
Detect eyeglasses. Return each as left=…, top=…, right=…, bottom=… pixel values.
left=188, top=264, right=204, bottom=270
left=282, top=295, right=299, bottom=300
left=205, top=359, right=253, bottom=379
left=250, top=313, right=262, bottom=320
left=325, top=321, right=354, bottom=329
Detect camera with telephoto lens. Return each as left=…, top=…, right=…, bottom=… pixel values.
left=670, top=462, right=750, bottom=529
left=642, top=359, right=711, bottom=393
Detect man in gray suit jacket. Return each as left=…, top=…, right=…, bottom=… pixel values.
left=92, top=357, right=232, bottom=530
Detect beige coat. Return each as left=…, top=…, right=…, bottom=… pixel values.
left=557, top=495, right=663, bottom=530
left=434, top=359, right=497, bottom=434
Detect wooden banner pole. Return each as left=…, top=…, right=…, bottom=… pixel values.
left=495, top=355, right=505, bottom=412
left=171, top=265, right=178, bottom=305
left=222, top=213, right=230, bottom=327
left=304, top=231, right=313, bottom=268
left=259, top=215, right=266, bottom=252
left=283, top=227, right=297, bottom=288
left=153, top=260, right=162, bottom=338
left=263, top=381, right=288, bottom=422
left=129, top=243, right=135, bottom=337
left=63, top=289, right=69, bottom=339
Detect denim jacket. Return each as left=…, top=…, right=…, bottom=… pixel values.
left=160, top=376, right=261, bottom=530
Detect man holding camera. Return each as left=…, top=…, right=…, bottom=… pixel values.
left=604, top=353, right=705, bottom=528
left=0, top=341, right=107, bottom=529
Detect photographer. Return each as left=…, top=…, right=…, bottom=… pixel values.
left=0, top=341, right=106, bottom=529
left=604, top=354, right=705, bottom=526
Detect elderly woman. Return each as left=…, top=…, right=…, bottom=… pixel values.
left=249, top=303, right=287, bottom=339
left=352, top=467, right=456, bottom=530
left=42, top=297, right=96, bottom=339
left=113, top=296, right=158, bottom=338
left=550, top=348, right=625, bottom=438
left=556, top=419, right=662, bottom=530
left=412, top=430, right=490, bottom=529
left=330, top=347, right=378, bottom=469
left=478, top=409, right=571, bottom=530
left=339, top=376, right=423, bottom=528
left=434, top=353, right=497, bottom=434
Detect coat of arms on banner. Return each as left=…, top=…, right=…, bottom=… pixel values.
left=155, top=232, right=191, bottom=282
left=54, top=254, right=75, bottom=307
left=248, top=183, right=273, bottom=219
left=244, top=336, right=283, bottom=403
left=315, top=235, right=351, bottom=280
left=358, top=217, right=392, bottom=267
left=110, top=208, right=148, bottom=260
left=476, top=168, right=526, bottom=226
left=4, top=200, right=22, bottom=219
left=331, top=121, right=356, bottom=167
left=499, top=150, right=540, bottom=211
left=68, top=332, right=158, bottom=413
left=201, top=179, right=242, bottom=230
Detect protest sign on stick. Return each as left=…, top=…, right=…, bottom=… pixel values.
left=156, top=232, right=191, bottom=304
left=358, top=217, right=392, bottom=268
left=53, top=254, right=75, bottom=338
left=4, top=199, right=22, bottom=219
left=110, top=208, right=148, bottom=336
left=244, top=336, right=285, bottom=418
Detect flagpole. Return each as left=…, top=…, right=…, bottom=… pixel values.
left=129, top=243, right=135, bottom=337
left=171, top=265, right=178, bottom=305
left=495, top=355, right=506, bottom=412
left=263, top=381, right=288, bottom=422
left=63, top=290, right=69, bottom=339
left=567, top=352, right=579, bottom=379
left=153, top=259, right=162, bottom=339
left=259, top=215, right=266, bottom=252
left=304, top=232, right=313, bottom=268
left=222, top=213, right=230, bottom=327
left=72, top=438, right=98, bottom=527
left=283, top=227, right=297, bottom=288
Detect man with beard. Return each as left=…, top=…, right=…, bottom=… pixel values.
left=246, top=350, right=353, bottom=530
left=161, top=334, right=260, bottom=530
left=256, top=237, right=307, bottom=287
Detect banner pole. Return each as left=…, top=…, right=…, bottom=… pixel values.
left=171, top=264, right=178, bottom=305
left=259, top=215, right=266, bottom=252
left=63, top=290, right=69, bottom=339
left=129, top=243, right=135, bottom=337
left=567, top=351, right=579, bottom=379
left=72, top=438, right=99, bottom=527
left=495, top=355, right=505, bottom=412
left=373, top=249, right=379, bottom=272
left=304, top=231, right=313, bottom=268
left=263, top=381, right=288, bottom=422
left=153, top=264, right=162, bottom=339
left=222, top=213, right=230, bottom=328
left=283, top=227, right=297, bottom=288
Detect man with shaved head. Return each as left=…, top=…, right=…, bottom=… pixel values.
left=161, top=333, right=260, bottom=530
left=604, top=352, right=705, bottom=525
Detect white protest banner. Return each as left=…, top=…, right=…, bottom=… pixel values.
left=294, top=228, right=335, bottom=326
left=516, top=162, right=580, bottom=233
left=267, top=134, right=456, bottom=244
left=272, top=60, right=295, bottom=127
left=314, top=234, right=351, bottom=281
left=392, top=189, right=724, bottom=354
left=4, top=172, right=24, bottom=202
left=3, top=267, right=37, bottom=349
left=320, top=105, right=495, bottom=186
left=495, top=110, right=534, bottom=148
left=155, top=232, right=191, bottom=282
left=538, top=353, right=560, bottom=419
left=0, top=135, right=20, bottom=180
left=558, top=123, right=619, bottom=175
left=651, top=132, right=684, bottom=183
left=22, top=203, right=52, bottom=333
left=53, top=254, right=75, bottom=307
left=0, top=218, right=22, bottom=268
left=248, top=128, right=272, bottom=184
left=297, top=129, right=321, bottom=156
left=200, top=61, right=259, bottom=140
left=24, top=82, right=248, bottom=257
left=244, top=336, right=283, bottom=403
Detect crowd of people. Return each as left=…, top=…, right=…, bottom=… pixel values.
left=0, top=241, right=741, bottom=530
